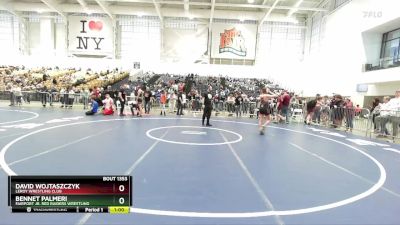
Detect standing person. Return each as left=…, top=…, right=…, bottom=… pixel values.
left=118, top=89, right=126, bottom=116
left=202, top=87, right=213, bottom=126
left=8, top=84, right=15, bottom=106
left=220, top=89, right=226, bottom=111
left=177, top=91, right=184, bottom=116
left=276, top=94, right=283, bottom=123
left=129, top=90, right=137, bottom=116
left=144, top=88, right=152, bottom=114
left=74, top=87, right=80, bottom=106
left=374, top=96, right=391, bottom=136
left=305, top=97, right=319, bottom=125
left=68, top=87, right=75, bottom=109
left=137, top=94, right=143, bottom=117
left=242, top=93, right=249, bottom=115
left=331, top=95, right=345, bottom=127
left=215, top=94, right=221, bottom=112
left=160, top=90, right=167, bottom=116
left=227, top=94, right=235, bottom=114
left=85, top=95, right=99, bottom=116
left=371, top=97, right=381, bottom=131
left=49, top=85, right=57, bottom=107
left=169, top=91, right=176, bottom=113
left=60, top=87, right=66, bottom=108
left=316, top=96, right=324, bottom=123
left=14, top=84, right=23, bottom=106
left=280, top=91, right=291, bottom=124
left=194, top=91, right=200, bottom=111
left=387, top=90, right=400, bottom=139
left=102, top=94, right=114, bottom=115
left=82, top=87, right=90, bottom=110
left=312, top=94, right=322, bottom=124
left=182, top=91, right=187, bottom=111
left=41, top=85, right=48, bottom=107
left=344, top=98, right=355, bottom=132
left=258, top=87, right=277, bottom=135
left=235, top=92, right=243, bottom=117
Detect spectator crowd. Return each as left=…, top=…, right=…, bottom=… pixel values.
left=1, top=65, right=399, bottom=141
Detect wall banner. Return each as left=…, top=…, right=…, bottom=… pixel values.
left=211, top=23, right=257, bottom=60
left=68, top=16, right=113, bottom=56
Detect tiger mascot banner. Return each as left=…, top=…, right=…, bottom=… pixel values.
left=211, top=23, right=257, bottom=60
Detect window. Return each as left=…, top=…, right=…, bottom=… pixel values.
left=0, top=11, right=19, bottom=53
left=118, top=16, right=161, bottom=62
left=257, top=21, right=306, bottom=63
left=380, top=28, right=400, bottom=68
left=333, top=0, right=351, bottom=9
left=307, top=0, right=330, bottom=55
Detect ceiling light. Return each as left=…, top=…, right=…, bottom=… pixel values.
left=247, top=0, right=255, bottom=3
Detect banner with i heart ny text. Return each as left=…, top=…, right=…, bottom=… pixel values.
left=68, top=16, right=113, bottom=56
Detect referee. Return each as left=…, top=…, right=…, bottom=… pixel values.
left=202, top=86, right=213, bottom=126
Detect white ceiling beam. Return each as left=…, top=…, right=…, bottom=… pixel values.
left=98, top=0, right=327, bottom=12
left=76, top=0, right=88, bottom=8
left=261, top=0, right=268, bottom=6
left=76, top=0, right=93, bottom=14
left=94, top=0, right=114, bottom=20
left=152, top=0, right=163, bottom=24
left=183, top=0, right=189, bottom=12
left=2, top=2, right=312, bottom=22
left=41, top=0, right=67, bottom=20
left=171, top=0, right=328, bottom=12
left=287, top=0, right=304, bottom=17
left=209, top=0, right=215, bottom=30
left=168, top=1, right=327, bottom=11
left=258, top=0, right=280, bottom=29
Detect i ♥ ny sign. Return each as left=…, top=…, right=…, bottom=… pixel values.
left=76, top=20, right=105, bottom=50
left=68, top=16, right=112, bottom=54
left=88, top=21, right=103, bottom=31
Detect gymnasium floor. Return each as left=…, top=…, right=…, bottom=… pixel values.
left=0, top=105, right=400, bottom=225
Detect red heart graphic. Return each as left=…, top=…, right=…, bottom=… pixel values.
left=88, top=21, right=96, bottom=30
left=88, top=21, right=103, bottom=31
left=95, top=21, right=103, bottom=31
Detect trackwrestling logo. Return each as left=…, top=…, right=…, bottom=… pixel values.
left=219, top=28, right=247, bottom=57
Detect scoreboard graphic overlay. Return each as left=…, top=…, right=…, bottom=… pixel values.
left=8, top=176, right=132, bottom=213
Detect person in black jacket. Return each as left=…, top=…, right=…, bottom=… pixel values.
left=41, top=85, right=48, bottom=107
left=144, top=89, right=152, bottom=114
left=202, top=87, right=213, bottom=126
left=177, top=91, right=184, bottom=116
left=331, top=94, right=344, bottom=127
left=235, top=92, right=243, bottom=117
left=118, top=89, right=126, bottom=116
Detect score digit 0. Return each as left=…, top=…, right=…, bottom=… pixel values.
left=119, top=197, right=125, bottom=205
left=119, top=185, right=125, bottom=192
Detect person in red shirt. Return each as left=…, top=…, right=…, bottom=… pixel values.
left=277, top=91, right=291, bottom=123
left=160, top=90, right=167, bottom=116
left=344, top=98, right=354, bottom=132
left=275, top=94, right=283, bottom=123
